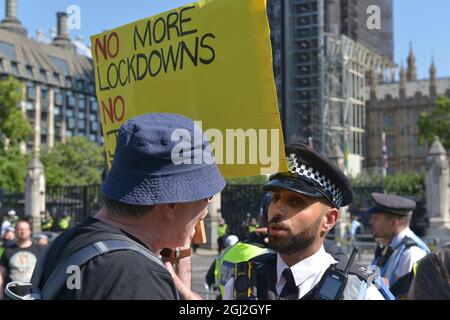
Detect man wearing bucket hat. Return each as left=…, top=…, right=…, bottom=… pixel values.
left=26, top=113, right=225, bottom=300
left=224, top=143, right=391, bottom=300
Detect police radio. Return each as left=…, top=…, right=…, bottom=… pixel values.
left=233, top=261, right=257, bottom=300
left=313, top=247, right=359, bottom=300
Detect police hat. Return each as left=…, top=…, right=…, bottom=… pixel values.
left=367, top=193, right=416, bottom=216
left=262, top=143, right=354, bottom=208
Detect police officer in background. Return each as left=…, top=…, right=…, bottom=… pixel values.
left=217, top=218, right=229, bottom=254
left=368, top=193, right=430, bottom=297
left=224, top=143, right=390, bottom=300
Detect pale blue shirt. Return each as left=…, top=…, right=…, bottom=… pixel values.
left=386, top=227, right=428, bottom=283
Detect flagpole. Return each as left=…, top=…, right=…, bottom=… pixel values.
left=382, top=132, right=388, bottom=177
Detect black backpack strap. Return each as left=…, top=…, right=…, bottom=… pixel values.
left=30, top=235, right=64, bottom=294
left=39, top=234, right=164, bottom=300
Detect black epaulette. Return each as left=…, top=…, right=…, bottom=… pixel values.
left=334, top=260, right=379, bottom=284
left=402, top=236, right=418, bottom=248
left=250, top=252, right=278, bottom=300
left=250, top=252, right=277, bottom=268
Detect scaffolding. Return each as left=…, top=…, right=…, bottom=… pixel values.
left=321, top=34, right=396, bottom=175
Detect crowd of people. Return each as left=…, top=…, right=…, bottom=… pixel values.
left=0, top=113, right=448, bottom=301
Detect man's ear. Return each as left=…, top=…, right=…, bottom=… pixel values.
left=322, top=207, right=339, bottom=233
left=390, top=216, right=399, bottom=229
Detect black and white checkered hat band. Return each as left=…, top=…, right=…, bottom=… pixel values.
left=288, top=158, right=343, bottom=208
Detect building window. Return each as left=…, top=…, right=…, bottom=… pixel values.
left=27, top=83, right=36, bottom=100
left=386, top=135, right=395, bottom=157
left=78, top=120, right=85, bottom=130
left=11, top=61, right=19, bottom=74
left=68, top=118, right=75, bottom=129
left=0, top=41, right=16, bottom=60
left=41, top=86, right=48, bottom=102
left=91, top=122, right=98, bottom=131
left=78, top=112, right=85, bottom=120
left=66, top=76, right=73, bottom=88
left=26, top=102, right=34, bottom=110
left=78, top=96, right=86, bottom=110
left=384, top=113, right=395, bottom=129
left=53, top=72, right=60, bottom=83
left=0, top=58, right=3, bottom=71
left=55, top=91, right=63, bottom=106
left=40, top=69, right=47, bottom=81
left=67, top=93, right=75, bottom=107
left=55, top=115, right=62, bottom=126
left=88, top=82, right=95, bottom=93
left=77, top=79, right=84, bottom=91
left=66, top=130, right=74, bottom=137
left=49, top=56, right=69, bottom=75
left=90, top=135, right=97, bottom=142
left=91, top=99, right=98, bottom=112
left=66, top=110, right=74, bottom=117
left=26, top=65, right=33, bottom=77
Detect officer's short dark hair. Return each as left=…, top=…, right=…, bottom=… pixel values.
left=101, top=194, right=154, bottom=218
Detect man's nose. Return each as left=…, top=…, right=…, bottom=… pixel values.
left=268, top=201, right=286, bottom=221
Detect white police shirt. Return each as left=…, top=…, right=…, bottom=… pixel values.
left=223, top=245, right=384, bottom=300
left=385, top=227, right=427, bottom=285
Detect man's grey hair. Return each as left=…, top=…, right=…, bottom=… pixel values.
left=101, top=194, right=154, bottom=218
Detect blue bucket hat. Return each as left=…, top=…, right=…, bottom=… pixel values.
left=102, top=113, right=226, bottom=205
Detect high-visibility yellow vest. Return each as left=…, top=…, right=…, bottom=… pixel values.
left=59, top=216, right=71, bottom=230
left=216, top=241, right=269, bottom=297
left=218, top=224, right=228, bottom=237
left=42, top=216, right=54, bottom=231
left=248, top=224, right=259, bottom=234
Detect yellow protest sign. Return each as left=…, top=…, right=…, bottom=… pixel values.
left=91, top=0, right=286, bottom=177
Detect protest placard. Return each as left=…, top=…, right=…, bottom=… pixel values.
left=91, top=0, right=286, bottom=177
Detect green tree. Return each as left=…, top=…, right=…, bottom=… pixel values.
left=385, top=171, right=426, bottom=201
left=41, top=137, right=104, bottom=187
left=349, top=171, right=426, bottom=201
left=418, top=96, right=450, bottom=150
left=0, top=77, right=32, bottom=193
left=0, top=77, right=32, bottom=148
left=0, top=146, right=30, bottom=193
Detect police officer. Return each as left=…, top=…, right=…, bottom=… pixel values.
left=224, top=143, right=390, bottom=300
left=217, top=218, right=229, bottom=254
left=368, top=193, right=430, bottom=297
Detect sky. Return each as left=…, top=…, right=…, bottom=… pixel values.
left=3, top=0, right=450, bottom=79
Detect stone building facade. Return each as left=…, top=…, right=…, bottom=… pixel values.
left=0, top=0, right=101, bottom=155
left=365, top=45, right=450, bottom=174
